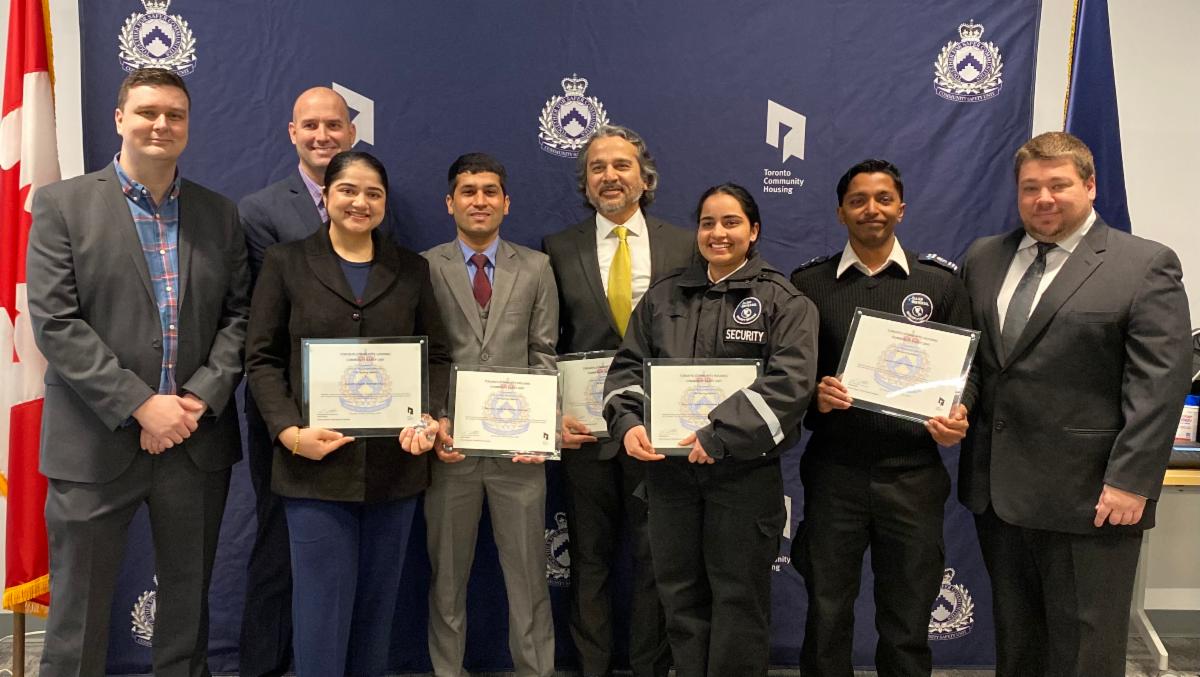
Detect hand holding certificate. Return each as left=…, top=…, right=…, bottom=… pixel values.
left=557, top=351, right=615, bottom=446
left=835, top=309, right=979, bottom=424
left=644, top=358, right=762, bottom=456
left=449, top=365, right=561, bottom=460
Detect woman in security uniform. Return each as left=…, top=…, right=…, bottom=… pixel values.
left=602, top=183, right=818, bottom=677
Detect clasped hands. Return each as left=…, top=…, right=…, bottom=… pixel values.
left=817, top=375, right=969, bottom=446
left=274, top=414, right=439, bottom=461
left=136, top=393, right=207, bottom=454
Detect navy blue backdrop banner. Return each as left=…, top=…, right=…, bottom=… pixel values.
left=76, top=1, right=1038, bottom=673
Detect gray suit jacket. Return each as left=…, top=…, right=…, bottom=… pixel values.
left=423, top=238, right=559, bottom=374
left=542, top=213, right=696, bottom=459
left=27, top=165, right=250, bottom=483
left=960, top=218, right=1191, bottom=534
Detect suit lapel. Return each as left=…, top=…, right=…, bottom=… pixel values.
left=575, top=217, right=620, bottom=336
left=100, top=169, right=157, bottom=308
left=176, top=181, right=196, bottom=310
left=647, top=216, right=677, bottom=280
left=437, top=243, right=486, bottom=344
left=982, top=230, right=1023, bottom=365
left=483, top=240, right=517, bottom=346
left=359, top=230, right=398, bottom=307
left=304, top=228, right=357, bottom=305
left=1006, top=222, right=1108, bottom=364
left=287, top=171, right=323, bottom=228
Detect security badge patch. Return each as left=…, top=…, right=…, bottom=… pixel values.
left=725, top=297, right=766, bottom=343
left=119, top=0, right=197, bottom=75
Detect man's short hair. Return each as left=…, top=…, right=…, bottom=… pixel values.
left=575, top=124, right=659, bottom=209
left=447, top=152, right=508, bottom=195
left=116, top=68, right=191, bottom=110
left=835, top=159, right=904, bottom=205
left=1014, top=131, right=1095, bottom=182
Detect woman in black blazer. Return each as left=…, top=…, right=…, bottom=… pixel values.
left=246, top=151, right=451, bottom=676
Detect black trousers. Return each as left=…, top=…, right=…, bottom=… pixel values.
left=41, top=449, right=229, bottom=677
left=795, top=459, right=950, bottom=677
left=238, top=390, right=293, bottom=677
left=975, top=507, right=1142, bottom=677
left=562, top=451, right=670, bottom=677
left=645, top=457, right=785, bottom=677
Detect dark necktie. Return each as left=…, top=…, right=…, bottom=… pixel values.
left=1001, top=241, right=1055, bottom=358
left=471, top=253, right=491, bottom=307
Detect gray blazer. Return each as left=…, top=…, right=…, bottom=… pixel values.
left=542, top=213, right=696, bottom=459
left=26, top=165, right=250, bottom=483
left=960, top=218, right=1191, bottom=534
left=422, top=238, right=559, bottom=373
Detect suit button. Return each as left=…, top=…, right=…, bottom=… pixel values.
left=994, top=420, right=1006, bottom=431
left=480, top=352, right=490, bottom=361
left=351, top=312, right=362, bottom=321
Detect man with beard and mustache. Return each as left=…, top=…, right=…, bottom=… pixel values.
left=542, top=125, right=693, bottom=677
left=789, top=159, right=972, bottom=677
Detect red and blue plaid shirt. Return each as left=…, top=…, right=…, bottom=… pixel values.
left=113, top=157, right=182, bottom=394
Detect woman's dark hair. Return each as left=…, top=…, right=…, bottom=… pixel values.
left=323, top=150, right=389, bottom=195
left=693, top=182, right=762, bottom=256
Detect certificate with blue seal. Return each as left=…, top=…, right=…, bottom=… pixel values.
left=301, top=336, right=428, bottom=437
left=837, top=308, right=979, bottom=423
left=449, top=365, right=561, bottom=459
left=644, top=358, right=762, bottom=455
left=556, top=351, right=616, bottom=439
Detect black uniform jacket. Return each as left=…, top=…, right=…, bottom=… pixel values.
left=603, top=253, right=818, bottom=461
left=246, top=225, right=452, bottom=502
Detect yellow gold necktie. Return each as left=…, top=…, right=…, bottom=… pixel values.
left=608, top=225, right=633, bottom=336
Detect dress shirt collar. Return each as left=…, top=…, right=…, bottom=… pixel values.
left=112, top=154, right=180, bottom=207
left=298, top=164, right=325, bottom=208
left=708, top=259, right=749, bottom=284
left=596, top=208, right=647, bottom=239
left=1016, top=209, right=1097, bottom=255
left=836, top=237, right=909, bottom=278
left=458, top=236, right=500, bottom=267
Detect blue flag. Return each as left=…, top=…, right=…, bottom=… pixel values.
left=1065, top=0, right=1131, bottom=232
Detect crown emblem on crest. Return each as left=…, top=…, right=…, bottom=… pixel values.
left=118, top=0, right=197, bottom=75
left=538, top=73, right=610, bottom=158
left=561, top=75, right=589, bottom=96
left=933, top=19, right=1003, bottom=103
left=958, top=20, right=984, bottom=41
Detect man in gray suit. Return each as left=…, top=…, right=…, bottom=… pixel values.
left=542, top=124, right=692, bottom=677
left=26, top=68, right=249, bottom=676
left=960, top=132, right=1191, bottom=677
left=424, top=153, right=559, bottom=677
left=236, top=85, right=378, bottom=677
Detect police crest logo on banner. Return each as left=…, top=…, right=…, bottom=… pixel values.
left=544, top=512, right=571, bottom=587
left=929, top=567, right=975, bottom=640
left=537, top=75, right=609, bottom=158
left=118, top=0, right=197, bottom=75
left=934, top=20, right=1003, bottom=102
left=130, top=576, right=158, bottom=647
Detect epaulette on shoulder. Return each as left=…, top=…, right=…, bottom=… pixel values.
left=790, top=254, right=834, bottom=276
left=918, top=252, right=959, bottom=274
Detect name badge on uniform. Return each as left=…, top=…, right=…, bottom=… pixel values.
left=725, top=327, right=766, bottom=343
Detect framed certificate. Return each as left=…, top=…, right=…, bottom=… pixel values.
left=556, top=351, right=616, bottom=439
left=301, top=336, right=428, bottom=437
left=836, top=308, right=979, bottom=423
left=449, top=365, right=561, bottom=460
left=645, top=358, right=762, bottom=456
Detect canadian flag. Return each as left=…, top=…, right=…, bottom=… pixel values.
left=1, top=0, right=60, bottom=615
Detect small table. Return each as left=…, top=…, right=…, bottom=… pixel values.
left=1130, top=467, right=1200, bottom=671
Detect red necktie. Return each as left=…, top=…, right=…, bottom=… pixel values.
left=471, top=253, right=492, bottom=307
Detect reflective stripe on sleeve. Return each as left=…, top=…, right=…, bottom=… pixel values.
left=741, top=388, right=784, bottom=444
left=603, top=384, right=645, bottom=409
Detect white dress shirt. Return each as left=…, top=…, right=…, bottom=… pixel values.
left=596, top=208, right=652, bottom=307
left=836, top=237, right=910, bottom=278
left=996, top=210, right=1097, bottom=327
